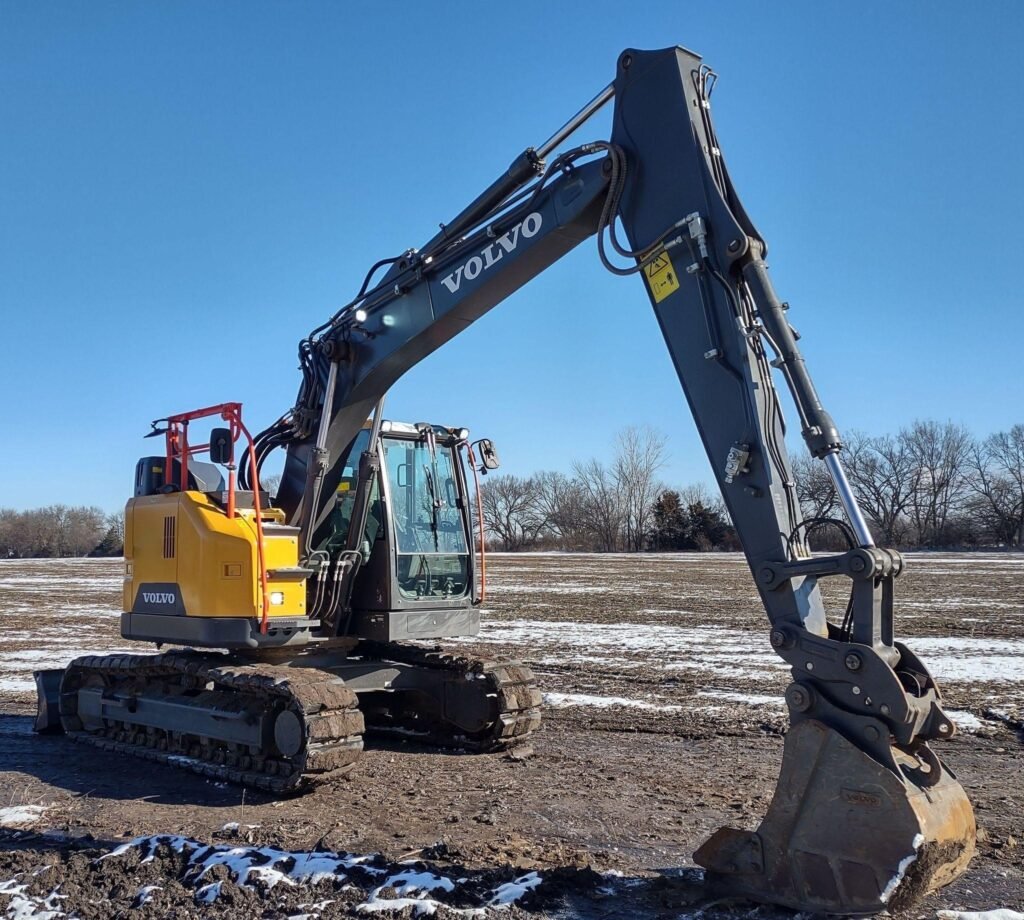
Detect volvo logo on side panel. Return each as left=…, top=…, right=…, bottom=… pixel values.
left=132, top=583, right=187, bottom=615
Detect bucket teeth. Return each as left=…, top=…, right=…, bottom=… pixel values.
left=694, top=719, right=976, bottom=915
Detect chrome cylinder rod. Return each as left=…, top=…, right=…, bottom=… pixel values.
left=315, top=360, right=339, bottom=452
left=367, top=394, right=387, bottom=449
left=823, top=452, right=875, bottom=548
left=536, top=83, right=615, bottom=159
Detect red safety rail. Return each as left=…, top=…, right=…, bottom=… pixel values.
left=462, top=442, right=486, bottom=605
left=161, top=402, right=271, bottom=634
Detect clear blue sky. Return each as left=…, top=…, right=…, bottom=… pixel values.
left=2, top=2, right=1023, bottom=512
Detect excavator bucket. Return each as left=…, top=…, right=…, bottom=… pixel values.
left=695, top=719, right=975, bottom=915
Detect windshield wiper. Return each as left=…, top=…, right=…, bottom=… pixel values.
left=422, top=464, right=441, bottom=551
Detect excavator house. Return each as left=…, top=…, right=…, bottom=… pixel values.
left=36, top=404, right=537, bottom=791
left=35, top=45, right=975, bottom=915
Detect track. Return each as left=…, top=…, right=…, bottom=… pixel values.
left=59, top=651, right=364, bottom=793
left=354, top=642, right=543, bottom=750
left=56, top=645, right=542, bottom=793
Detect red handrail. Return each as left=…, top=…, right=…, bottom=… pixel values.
left=464, top=442, right=487, bottom=605
left=161, top=402, right=270, bottom=633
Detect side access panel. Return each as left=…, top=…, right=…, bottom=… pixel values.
left=346, top=606, right=480, bottom=642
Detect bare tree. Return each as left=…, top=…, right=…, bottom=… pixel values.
left=259, top=473, right=282, bottom=500
left=843, top=431, right=916, bottom=545
left=106, top=510, right=125, bottom=544
left=901, top=421, right=973, bottom=546
left=677, top=481, right=716, bottom=509
left=0, top=510, right=20, bottom=557
left=613, top=426, right=668, bottom=552
left=968, top=425, right=1024, bottom=546
left=94, top=510, right=126, bottom=556
left=64, top=506, right=108, bottom=556
left=571, top=459, right=625, bottom=552
left=791, top=454, right=839, bottom=521
left=0, top=505, right=108, bottom=557
left=479, top=474, right=545, bottom=550
left=17, top=509, right=57, bottom=556
left=532, top=471, right=590, bottom=550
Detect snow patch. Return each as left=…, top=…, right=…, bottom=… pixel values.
left=220, top=821, right=261, bottom=833
left=288, top=899, right=337, bottom=919
left=0, top=806, right=46, bottom=828
left=947, top=710, right=984, bottom=733
left=356, top=869, right=473, bottom=917
left=195, top=880, right=222, bottom=904
left=0, top=679, right=35, bottom=692
left=100, top=835, right=546, bottom=915
left=357, top=895, right=446, bottom=915
left=938, top=912, right=1024, bottom=920
left=488, top=872, right=541, bottom=906
left=543, top=692, right=681, bottom=712
left=470, top=619, right=782, bottom=682
left=0, top=877, right=66, bottom=920
left=880, top=832, right=924, bottom=903
left=697, top=690, right=785, bottom=708
left=485, top=584, right=608, bottom=595
left=132, top=885, right=161, bottom=907
left=905, top=649, right=1024, bottom=684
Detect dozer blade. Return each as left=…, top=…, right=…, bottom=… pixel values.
left=33, top=669, right=65, bottom=734
left=694, top=718, right=975, bottom=915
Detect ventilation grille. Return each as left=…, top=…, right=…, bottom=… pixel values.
left=163, top=515, right=176, bottom=559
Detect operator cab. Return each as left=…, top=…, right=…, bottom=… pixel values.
left=313, top=420, right=498, bottom=642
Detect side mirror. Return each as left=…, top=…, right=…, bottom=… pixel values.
left=473, top=438, right=500, bottom=471
left=209, top=428, right=233, bottom=465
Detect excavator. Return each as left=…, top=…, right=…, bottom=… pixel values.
left=33, top=46, right=975, bottom=914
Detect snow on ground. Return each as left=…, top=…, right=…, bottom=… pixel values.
left=0, top=645, right=137, bottom=695
left=543, top=692, right=682, bottom=712
left=938, top=912, right=1024, bottom=920
left=2, top=553, right=1021, bottom=726
left=469, top=616, right=1024, bottom=717
left=469, top=619, right=785, bottom=681
left=697, top=690, right=784, bottom=708
left=897, top=637, right=1024, bottom=684
left=0, top=806, right=46, bottom=829
left=0, top=679, right=35, bottom=693
left=946, top=710, right=985, bottom=733
left=486, top=585, right=610, bottom=595
left=0, top=558, right=135, bottom=693
left=0, top=876, right=65, bottom=920
left=93, top=835, right=546, bottom=916
left=488, top=872, right=542, bottom=906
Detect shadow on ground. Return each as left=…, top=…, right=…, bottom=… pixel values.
left=0, top=710, right=483, bottom=807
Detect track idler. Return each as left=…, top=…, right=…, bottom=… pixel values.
left=695, top=717, right=975, bottom=914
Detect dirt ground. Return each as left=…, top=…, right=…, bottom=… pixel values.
left=0, top=552, right=1020, bottom=918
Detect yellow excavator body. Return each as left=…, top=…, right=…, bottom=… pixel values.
left=123, top=492, right=306, bottom=620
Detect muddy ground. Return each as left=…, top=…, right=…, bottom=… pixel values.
left=0, top=552, right=1020, bottom=917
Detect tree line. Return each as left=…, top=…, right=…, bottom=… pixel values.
left=0, top=507, right=124, bottom=558
left=793, top=420, right=1024, bottom=548
left=481, top=421, right=1024, bottom=552
left=481, top=426, right=738, bottom=552
left=1, top=419, right=1020, bottom=557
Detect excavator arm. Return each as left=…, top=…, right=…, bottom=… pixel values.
left=248, top=46, right=975, bottom=913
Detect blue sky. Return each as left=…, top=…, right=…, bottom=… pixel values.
left=2, top=2, right=1023, bottom=512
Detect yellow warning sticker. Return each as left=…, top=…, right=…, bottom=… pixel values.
left=337, top=482, right=351, bottom=492
left=643, top=252, right=680, bottom=304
